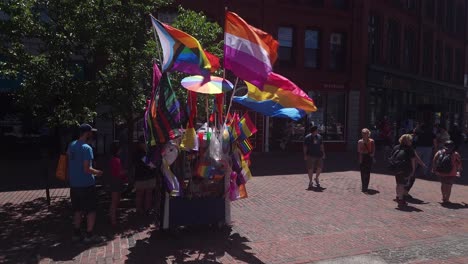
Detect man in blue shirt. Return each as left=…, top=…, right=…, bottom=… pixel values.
left=304, top=126, right=326, bottom=189
left=68, top=123, right=103, bottom=242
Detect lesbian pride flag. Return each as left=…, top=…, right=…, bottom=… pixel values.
left=151, top=16, right=212, bottom=75
left=233, top=73, right=317, bottom=121
left=224, top=12, right=278, bottom=88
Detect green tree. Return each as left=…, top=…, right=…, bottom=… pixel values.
left=0, top=0, right=103, bottom=127
left=169, top=7, right=224, bottom=122
left=0, top=0, right=223, bottom=149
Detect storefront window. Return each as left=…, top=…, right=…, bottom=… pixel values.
left=308, top=92, right=346, bottom=141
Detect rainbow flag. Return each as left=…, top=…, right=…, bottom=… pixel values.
left=149, top=72, right=185, bottom=144
left=238, top=113, right=257, bottom=140
left=196, top=162, right=211, bottom=178
left=238, top=138, right=253, bottom=155
left=226, top=112, right=241, bottom=142
left=151, top=16, right=211, bottom=75
left=224, top=11, right=278, bottom=88
left=233, top=72, right=317, bottom=121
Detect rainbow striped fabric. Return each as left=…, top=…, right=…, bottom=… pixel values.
left=238, top=138, right=253, bottom=155
left=233, top=73, right=317, bottom=121
left=238, top=114, right=257, bottom=141
left=148, top=72, right=184, bottom=144
left=151, top=16, right=211, bottom=75
left=224, top=11, right=278, bottom=88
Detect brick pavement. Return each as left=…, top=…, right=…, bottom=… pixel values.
left=1, top=149, right=468, bottom=263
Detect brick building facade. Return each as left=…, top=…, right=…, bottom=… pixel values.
left=177, top=0, right=468, bottom=152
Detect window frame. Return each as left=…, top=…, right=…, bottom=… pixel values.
left=277, top=26, right=296, bottom=66
left=304, top=29, right=321, bottom=69
left=368, top=14, right=381, bottom=64
left=329, top=32, right=347, bottom=72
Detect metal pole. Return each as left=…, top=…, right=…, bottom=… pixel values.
left=265, top=116, right=270, bottom=152
left=44, top=167, right=50, bottom=206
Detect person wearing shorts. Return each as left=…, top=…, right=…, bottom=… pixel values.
left=304, top=126, right=326, bottom=189
left=392, top=134, right=416, bottom=207
left=68, top=124, right=103, bottom=242
left=432, top=140, right=462, bottom=205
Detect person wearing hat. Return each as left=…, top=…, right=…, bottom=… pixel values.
left=67, top=123, right=103, bottom=242
left=432, top=140, right=462, bottom=205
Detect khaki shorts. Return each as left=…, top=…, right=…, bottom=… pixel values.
left=306, top=156, right=323, bottom=171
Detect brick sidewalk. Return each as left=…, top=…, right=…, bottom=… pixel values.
left=1, top=168, right=468, bottom=263
left=2, top=144, right=468, bottom=263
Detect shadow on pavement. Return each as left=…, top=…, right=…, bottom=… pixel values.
left=126, top=226, right=264, bottom=264
left=250, top=151, right=359, bottom=176
left=406, top=197, right=429, bottom=205
left=365, top=189, right=380, bottom=195
left=0, top=188, right=154, bottom=263
left=395, top=205, right=424, bottom=212
left=307, top=186, right=327, bottom=192
left=440, top=202, right=468, bottom=210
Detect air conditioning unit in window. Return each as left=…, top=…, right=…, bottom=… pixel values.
left=330, top=33, right=342, bottom=45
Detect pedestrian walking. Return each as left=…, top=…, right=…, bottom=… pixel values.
left=404, top=127, right=428, bottom=199
left=68, top=124, right=103, bottom=242
left=388, top=134, right=416, bottom=207
left=109, top=142, right=128, bottom=227
left=304, top=126, right=326, bottom=189
left=134, top=137, right=158, bottom=214
left=432, top=140, right=462, bottom=205
left=357, top=128, right=375, bottom=193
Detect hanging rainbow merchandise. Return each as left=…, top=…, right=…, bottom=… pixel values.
left=144, top=12, right=316, bottom=204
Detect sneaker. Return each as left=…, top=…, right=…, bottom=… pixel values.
left=83, top=232, right=102, bottom=244
left=308, top=182, right=313, bottom=189
left=314, top=178, right=320, bottom=188
left=397, top=198, right=408, bottom=207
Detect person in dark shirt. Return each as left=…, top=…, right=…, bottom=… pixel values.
left=393, top=134, right=416, bottom=207
left=134, top=137, right=158, bottom=214
left=303, top=126, right=326, bottom=189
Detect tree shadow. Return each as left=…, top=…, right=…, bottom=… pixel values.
left=440, top=202, right=468, bottom=210
left=126, top=226, right=264, bottom=264
left=0, top=189, right=154, bottom=263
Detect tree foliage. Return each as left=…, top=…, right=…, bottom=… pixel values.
left=0, top=0, right=223, bottom=131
